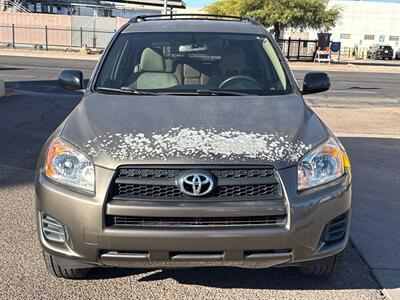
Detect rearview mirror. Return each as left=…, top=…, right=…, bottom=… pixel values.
left=179, top=44, right=208, bottom=53
left=59, top=70, right=84, bottom=91
left=302, top=72, right=330, bottom=95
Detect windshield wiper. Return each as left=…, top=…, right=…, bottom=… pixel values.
left=96, top=86, right=159, bottom=95
left=159, top=89, right=254, bottom=96
left=196, top=89, right=254, bottom=96
left=96, top=87, right=255, bottom=96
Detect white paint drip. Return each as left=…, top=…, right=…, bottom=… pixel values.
left=83, top=127, right=312, bottom=162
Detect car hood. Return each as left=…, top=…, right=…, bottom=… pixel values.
left=61, top=93, right=329, bottom=170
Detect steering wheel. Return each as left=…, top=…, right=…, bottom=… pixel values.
left=218, top=75, right=262, bottom=89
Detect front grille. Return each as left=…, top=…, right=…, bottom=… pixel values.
left=118, top=184, right=181, bottom=198
left=106, top=215, right=287, bottom=228
left=118, top=168, right=177, bottom=179
left=110, top=166, right=283, bottom=201
left=117, top=168, right=274, bottom=179
left=216, top=184, right=278, bottom=197
left=117, top=183, right=279, bottom=198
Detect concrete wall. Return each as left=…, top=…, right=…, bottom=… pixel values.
left=0, top=11, right=128, bottom=49
left=116, top=17, right=128, bottom=29
left=0, top=12, right=71, bottom=46
left=71, top=16, right=116, bottom=48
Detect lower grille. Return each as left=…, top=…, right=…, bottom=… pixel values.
left=106, top=215, right=287, bottom=228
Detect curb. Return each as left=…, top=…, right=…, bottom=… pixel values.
left=336, top=133, right=400, bottom=139
left=0, top=51, right=100, bottom=61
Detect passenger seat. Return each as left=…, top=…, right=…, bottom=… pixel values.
left=131, top=48, right=179, bottom=89
left=183, top=64, right=209, bottom=85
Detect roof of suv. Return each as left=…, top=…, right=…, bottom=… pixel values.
left=122, top=16, right=266, bottom=35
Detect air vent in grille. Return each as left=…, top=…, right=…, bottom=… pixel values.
left=211, top=169, right=274, bottom=179
left=118, top=184, right=181, bottom=197
left=118, top=168, right=177, bottom=179
left=117, top=183, right=279, bottom=198
left=106, top=215, right=287, bottom=228
left=117, top=168, right=274, bottom=179
left=110, top=167, right=283, bottom=201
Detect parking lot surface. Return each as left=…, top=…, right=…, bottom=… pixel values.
left=1, top=56, right=398, bottom=299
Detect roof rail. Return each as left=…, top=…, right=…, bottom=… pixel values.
left=130, top=14, right=259, bottom=25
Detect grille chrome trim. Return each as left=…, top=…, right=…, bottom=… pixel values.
left=106, top=215, right=287, bottom=228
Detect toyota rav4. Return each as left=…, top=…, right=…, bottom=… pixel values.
left=35, top=14, right=352, bottom=279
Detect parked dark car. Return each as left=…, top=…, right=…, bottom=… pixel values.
left=367, top=45, right=394, bottom=60
left=395, top=49, right=400, bottom=60
left=35, top=14, right=352, bottom=280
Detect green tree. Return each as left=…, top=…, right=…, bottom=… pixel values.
left=205, top=0, right=342, bottom=40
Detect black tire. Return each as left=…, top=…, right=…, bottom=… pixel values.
left=43, top=251, right=90, bottom=279
left=298, top=252, right=343, bottom=277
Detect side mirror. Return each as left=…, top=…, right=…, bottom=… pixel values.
left=58, top=70, right=84, bottom=91
left=302, top=72, right=330, bottom=95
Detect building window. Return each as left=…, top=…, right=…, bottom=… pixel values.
left=389, top=36, right=399, bottom=41
left=340, top=34, right=351, bottom=39
left=364, top=35, right=375, bottom=41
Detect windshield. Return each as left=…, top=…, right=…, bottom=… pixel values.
left=95, top=32, right=292, bottom=95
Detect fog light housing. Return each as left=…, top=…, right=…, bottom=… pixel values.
left=41, top=214, right=67, bottom=243
left=321, top=212, right=349, bottom=245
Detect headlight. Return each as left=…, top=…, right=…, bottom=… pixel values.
left=45, top=137, right=95, bottom=193
left=298, top=137, right=350, bottom=191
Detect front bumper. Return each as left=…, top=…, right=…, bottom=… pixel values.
left=35, top=166, right=352, bottom=269
left=377, top=52, right=393, bottom=58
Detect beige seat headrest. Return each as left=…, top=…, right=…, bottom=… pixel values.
left=140, top=48, right=165, bottom=72
left=183, top=64, right=201, bottom=78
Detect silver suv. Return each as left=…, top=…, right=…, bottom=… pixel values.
left=35, top=14, right=352, bottom=279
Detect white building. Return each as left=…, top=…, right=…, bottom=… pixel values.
left=330, top=0, right=400, bottom=49
left=285, top=0, right=400, bottom=51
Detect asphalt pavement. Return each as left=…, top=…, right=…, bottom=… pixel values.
left=1, top=55, right=400, bottom=107
left=1, top=55, right=399, bottom=299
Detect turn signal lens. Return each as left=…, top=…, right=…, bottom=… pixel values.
left=342, top=151, right=351, bottom=169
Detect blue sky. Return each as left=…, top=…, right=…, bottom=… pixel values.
left=185, top=0, right=400, bottom=8
left=185, top=0, right=213, bottom=7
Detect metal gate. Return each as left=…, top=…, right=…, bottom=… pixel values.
left=278, top=38, right=318, bottom=61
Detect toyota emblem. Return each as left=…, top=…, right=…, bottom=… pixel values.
left=179, top=173, right=214, bottom=197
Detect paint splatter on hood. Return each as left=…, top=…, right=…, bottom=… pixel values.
left=61, top=93, right=329, bottom=169
left=83, top=127, right=312, bottom=163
